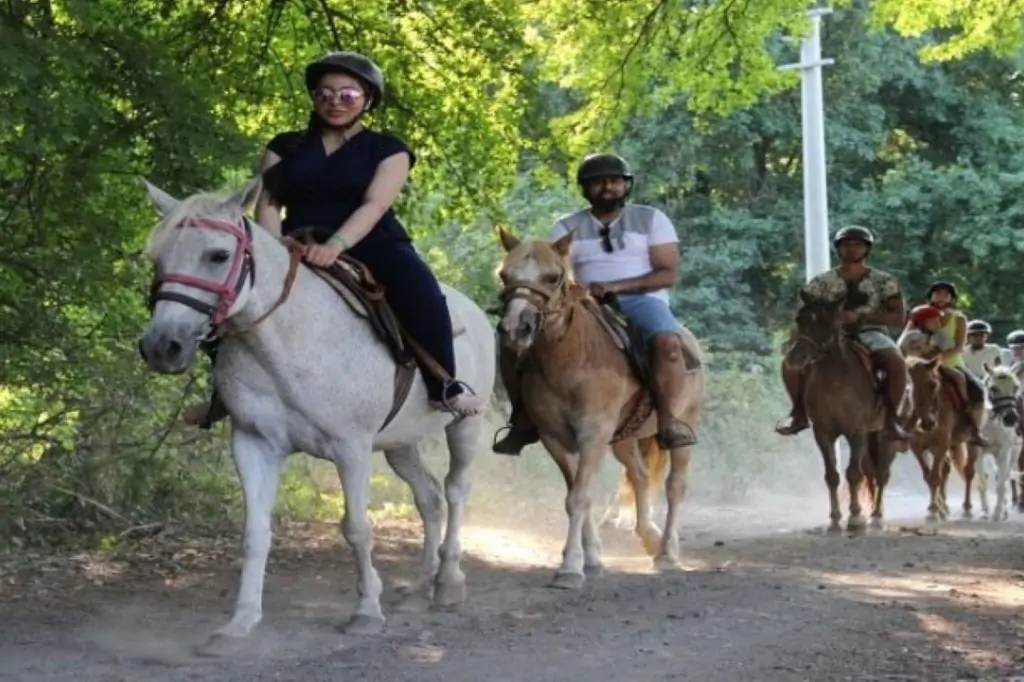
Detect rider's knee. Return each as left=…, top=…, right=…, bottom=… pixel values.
left=651, top=333, right=682, bottom=362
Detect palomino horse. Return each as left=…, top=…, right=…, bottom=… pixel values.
left=137, top=178, right=495, bottom=651
left=905, top=356, right=975, bottom=521
left=495, top=227, right=704, bottom=587
left=785, top=293, right=898, bottom=532
left=970, top=364, right=1021, bottom=520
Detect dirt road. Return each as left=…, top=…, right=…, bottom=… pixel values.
left=3, top=487, right=1024, bottom=682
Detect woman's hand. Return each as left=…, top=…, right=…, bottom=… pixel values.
left=304, top=241, right=344, bottom=267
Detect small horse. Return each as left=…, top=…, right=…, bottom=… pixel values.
left=785, top=293, right=897, bottom=532
left=137, top=178, right=495, bottom=651
left=972, top=364, right=1021, bottom=521
left=905, top=356, right=974, bottom=521
left=495, top=227, right=704, bottom=587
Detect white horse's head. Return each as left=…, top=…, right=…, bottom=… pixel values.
left=984, top=363, right=1021, bottom=429
left=137, top=177, right=263, bottom=373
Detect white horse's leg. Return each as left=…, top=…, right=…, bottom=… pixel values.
left=433, top=415, right=480, bottom=607
left=210, top=426, right=285, bottom=641
left=333, top=439, right=385, bottom=635
left=977, top=451, right=991, bottom=518
left=384, top=444, right=443, bottom=608
left=995, top=438, right=1013, bottom=521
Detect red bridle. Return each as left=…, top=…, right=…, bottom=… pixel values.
left=149, top=216, right=255, bottom=328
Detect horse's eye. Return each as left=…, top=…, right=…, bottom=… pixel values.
left=542, top=273, right=560, bottom=285
left=207, top=249, right=231, bottom=264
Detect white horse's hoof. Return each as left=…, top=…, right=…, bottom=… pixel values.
left=652, top=554, right=682, bottom=572
left=584, top=562, right=604, bottom=578
left=341, top=613, right=386, bottom=636
left=433, top=580, right=467, bottom=608
left=847, top=514, right=867, bottom=532
left=549, top=571, right=585, bottom=590
left=869, top=516, right=885, bottom=531
left=196, top=630, right=248, bottom=658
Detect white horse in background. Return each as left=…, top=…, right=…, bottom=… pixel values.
left=137, top=177, right=496, bottom=652
left=973, top=364, right=1022, bottom=521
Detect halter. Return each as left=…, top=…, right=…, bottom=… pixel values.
left=497, top=271, right=570, bottom=338
left=149, top=216, right=256, bottom=331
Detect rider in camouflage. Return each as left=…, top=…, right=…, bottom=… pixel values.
left=776, top=225, right=909, bottom=440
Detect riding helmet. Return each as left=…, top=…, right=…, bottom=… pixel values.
left=1007, top=329, right=1024, bottom=346
left=832, top=225, right=875, bottom=249
left=927, top=280, right=958, bottom=301
left=576, top=153, right=634, bottom=186
left=966, top=319, right=992, bottom=335
left=909, top=304, right=942, bottom=327
left=304, top=51, right=385, bottom=110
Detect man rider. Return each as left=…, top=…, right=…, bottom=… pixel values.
left=493, top=152, right=695, bottom=456
left=776, top=225, right=909, bottom=440
left=1005, top=329, right=1024, bottom=378
left=963, top=319, right=1002, bottom=378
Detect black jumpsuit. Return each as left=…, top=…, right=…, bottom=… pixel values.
left=263, top=128, right=462, bottom=402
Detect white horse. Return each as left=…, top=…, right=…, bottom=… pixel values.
left=974, top=364, right=1022, bottom=521
left=137, top=177, right=495, bottom=651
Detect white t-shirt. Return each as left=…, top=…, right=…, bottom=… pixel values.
left=548, top=204, right=679, bottom=304
left=963, top=343, right=1003, bottom=377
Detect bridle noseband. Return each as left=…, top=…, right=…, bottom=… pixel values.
left=149, top=216, right=256, bottom=331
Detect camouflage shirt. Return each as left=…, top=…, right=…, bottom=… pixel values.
left=800, top=267, right=903, bottom=331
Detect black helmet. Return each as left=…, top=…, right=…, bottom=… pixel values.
left=832, top=225, right=875, bottom=249
left=967, top=319, right=992, bottom=335
left=1008, top=330, right=1024, bottom=346
left=304, top=52, right=384, bottom=110
left=576, top=153, right=633, bottom=186
left=927, top=280, right=958, bottom=301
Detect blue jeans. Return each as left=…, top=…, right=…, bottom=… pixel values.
left=616, top=293, right=683, bottom=342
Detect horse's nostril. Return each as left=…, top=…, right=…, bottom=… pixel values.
left=167, top=339, right=183, bottom=359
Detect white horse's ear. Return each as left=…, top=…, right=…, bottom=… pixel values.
left=141, top=177, right=181, bottom=215
left=228, top=176, right=263, bottom=213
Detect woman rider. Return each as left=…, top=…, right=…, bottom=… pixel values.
left=183, top=51, right=484, bottom=426
left=900, top=282, right=988, bottom=445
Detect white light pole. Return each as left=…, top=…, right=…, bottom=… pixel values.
left=780, top=7, right=834, bottom=282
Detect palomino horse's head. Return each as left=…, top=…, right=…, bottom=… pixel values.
left=984, top=363, right=1021, bottom=429
left=907, top=356, right=943, bottom=432
left=787, top=292, right=846, bottom=369
left=494, top=226, right=574, bottom=355
left=137, top=177, right=263, bottom=373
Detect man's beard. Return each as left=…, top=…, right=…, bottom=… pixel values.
left=589, top=194, right=626, bottom=213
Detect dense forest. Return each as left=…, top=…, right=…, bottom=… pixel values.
left=3, top=0, right=1023, bottom=543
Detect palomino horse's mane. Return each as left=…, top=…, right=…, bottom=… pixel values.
left=144, top=187, right=264, bottom=261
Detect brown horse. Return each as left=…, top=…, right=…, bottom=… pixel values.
left=495, top=227, right=704, bottom=588
left=785, top=292, right=898, bottom=532
left=905, top=356, right=976, bottom=521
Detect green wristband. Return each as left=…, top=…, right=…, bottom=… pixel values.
left=329, top=233, right=350, bottom=251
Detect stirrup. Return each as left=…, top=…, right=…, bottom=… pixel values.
left=433, top=379, right=483, bottom=419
